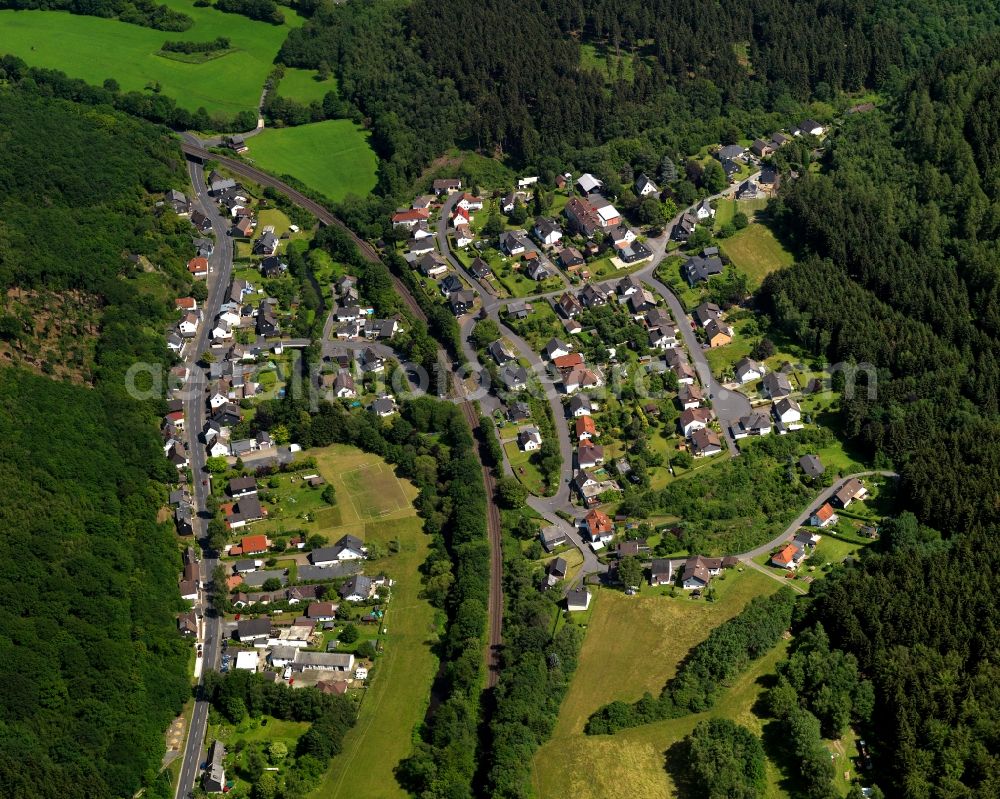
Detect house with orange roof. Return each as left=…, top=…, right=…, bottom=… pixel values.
left=771, top=542, right=806, bottom=570
left=240, top=534, right=270, bottom=555
left=810, top=502, right=838, bottom=528
left=575, top=415, right=598, bottom=440
left=553, top=352, right=584, bottom=371
left=175, top=297, right=198, bottom=311
left=391, top=208, right=430, bottom=229
left=583, top=509, right=614, bottom=544
left=187, top=257, right=209, bottom=278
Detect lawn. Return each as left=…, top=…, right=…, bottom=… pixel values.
left=720, top=223, right=794, bottom=287
left=714, top=197, right=769, bottom=230
left=532, top=569, right=790, bottom=799
left=503, top=439, right=547, bottom=496
left=494, top=262, right=565, bottom=298
left=250, top=444, right=419, bottom=549
left=0, top=1, right=300, bottom=117
left=248, top=120, right=378, bottom=202
left=277, top=66, right=338, bottom=104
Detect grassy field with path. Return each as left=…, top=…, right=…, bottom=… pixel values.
left=248, top=120, right=378, bottom=202
left=532, top=568, right=788, bottom=798
left=305, top=444, right=437, bottom=799
left=0, top=0, right=300, bottom=116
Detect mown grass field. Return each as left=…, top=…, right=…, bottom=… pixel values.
left=0, top=0, right=300, bottom=116
left=720, top=222, right=794, bottom=287
left=277, top=67, right=338, bottom=103
left=303, top=444, right=437, bottom=799
left=532, top=569, right=787, bottom=798
left=248, top=120, right=378, bottom=201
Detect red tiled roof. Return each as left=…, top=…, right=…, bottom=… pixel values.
left=585, top=509, right=613, bottom=535
left=554, top=353, right=584, bottom=370
left=773, top=543, right=798, bottom=566
left=241, top=534, right=269, bottom=553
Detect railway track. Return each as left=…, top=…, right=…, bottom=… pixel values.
left=181, top=139, right=504, bottom=686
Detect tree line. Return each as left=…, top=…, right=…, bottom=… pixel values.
left=0, top=0, right=193, bottom=30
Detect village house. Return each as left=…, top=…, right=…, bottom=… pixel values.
left=705, top=319, right=733, bottom=348
left=761, top=371, right=793, bottom=399
left=579, top=283, right=609, bottom=308
left=650, top=559, right=674, bottom=586
left=500, top=230, right=537, bottom=259
left=568, top=394, right=593, bottom=417
left=692, top=301, right=722, bottom=327
left=575, top=415, right=598, bottom=440
left=544, top=557, right=568, bottom=590
left=799, top=454, right=825, bottom=479
left=773, top=397, right=802, bottom=426
left=679, top=407, right=714, bottom=437
left=499, top=362, right=529, bottom=391
left=834, top=478, right=868, bottom=508
left=677, top=383, right=704, bottom=410
left=392, top=208, right=430, bottom=229
left=771, top=542, right=806, bottom=569
left=533, top=216, right=563, bottom=246
left=583, top=508, right=614, bottom=545
left=187, top=257, right=209, bottom=279
left=691, top=427, right=723, bottom=457
left=732, top=411, right=772, bottom=439
left=469, top=257, right=492, bottom=279
left=734, top=357, right=764, bottom=384
left=811, top=502, right=838, bottom=527
left=794, top=119, right=824, bottom=137
left=518, top=428, right=543, bottom=451
left=683, top=252, right=725, bottom=286
left=560, top=246, right=585, bottom=270
left=556, top=292, right=583, bottom=319
left=540, top=525, right=568, bottom=552
left=449, top=290, right=475, bottom=315
left=203, top=741, right=226, bottom=793
left=338, top=575, right=375, bottom=602
left=577, top=441, right=605, bottom=470
left=544, top=338, right=573, bottom=360
left=432, top=178, right=462, bottom=195
left=634, top=173, right=659, bottom=197
left=418, top=252, right=449, bottom=278
left=566, top=587, right=591, bottom=612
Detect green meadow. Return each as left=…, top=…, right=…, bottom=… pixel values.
left=0, top=0, right=301, bottom=116
left=247, top=119, right=379, bottom=201
left=277, top=66, right=338, bottom=104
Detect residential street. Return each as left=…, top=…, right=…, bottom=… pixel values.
left=434, top=178, right=758, bottom=583
left=174, top=148, right=235, bottom=799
